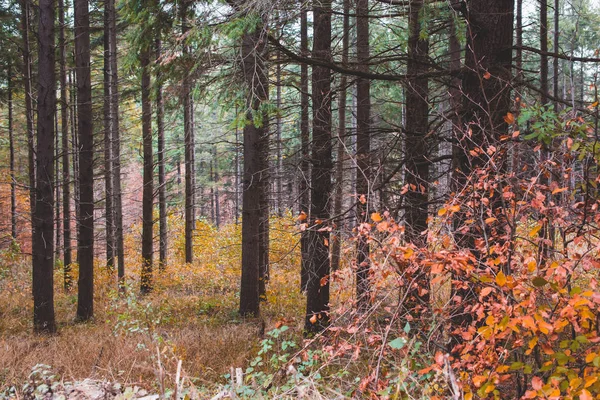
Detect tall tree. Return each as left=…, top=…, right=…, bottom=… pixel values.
left=305, top=0, right=332, bottom=333
left=156, top=35, right=168, bottom=270
left=140, top=44, right=153, bottom=294
left=32, top=0, right=56, bottom=333
left=182, top=0, right=194, bottom=265
left=403, top=0, right=430, bottom=312
left=103, top=0, right=115, bottom=269
left=355, top=0, right=371, bottom=311
left=107, top=0, right=125, bottom=286
left=8, top=62, right=16, bottom=241
left=299, top=0, right=310, bottom=292
left=75, top=0, right=95, bottom=321
left=239, top=7, right=269, bottom=317
left=59, top=0, right=72, bottom=290
left=450, top=0, right=514, bottom=345
left=19, top=0, right=35, bottom=230
left=330, top=0, right=350, bottom=273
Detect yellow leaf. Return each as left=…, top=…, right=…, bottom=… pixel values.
left=529, top=224, right=542, bottom=237
left=485, top=217, right=497, bottom=224
left=586, top=352, right=597, bottom=363
left=403, top=248, right=414, bottom=259
left=496, top=271, right=507, bottom=287
left=584, top=376, right=598, bottom=388
left=371, top=212, right=382, bottom=222
left=438, top=208, right=448, bottom=216
left=486, top=314, right=495, bottom=326
left=465, top=393, right=473, bottom=400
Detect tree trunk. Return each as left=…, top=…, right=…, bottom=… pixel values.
left=182, top=1, right=194, bottom=264
left=258, top=118, right=270, bottom=301
left=239, top=11, right=269, bottom=317
left=107, top=0, right=125, bottom=287
left=20, top=0, right=36, bottom=235
left=403, top=0, right=430, bottom=313
left=55, top=100, right=61, bottom=265
left=213, top=146, right=220, bottom=229
left=330, top=0, right=350, bottom=273
left=59, top=0, right=72, bottom=290
left=355, top=0, right=371, bottom=312
left=276, top=51, right=283, bottom=216
left=140, top=47, right=154, bottom=294
left=33, top=0, right=56, bottom=333
left=553, top=0, right=559, bottom=110
left=299, top=1, right=310, bottom=292
left=156, top=36, right=167, bottom=271
left=234, top=120, right=240, bottom=224
left=8, top=63, right=16, bottom=241
left=70, top=68, right=80, bottom=247
left=75, top=0, right=95, bottom=321
left=450, top=0, right=514, bottom=348
left=305, top=0, right=332, bottom=334
left=103, top=0, right=115, bottom=270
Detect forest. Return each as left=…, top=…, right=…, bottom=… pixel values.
left=1, top=0, right=600, bottom=398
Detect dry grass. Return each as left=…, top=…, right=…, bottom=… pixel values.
left=0, top=215, right=306, bottom=393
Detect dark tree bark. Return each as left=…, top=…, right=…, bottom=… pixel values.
left=540, top=0, right=549, bottom=106
left=19, top=0, right=35, bottom=231
left=59, top=0, right=72, bottom=290
left=55, top=97, right=61, bottom=265
left=553, top=0, right=559, bottom=110
left=304, top=0, right=332, bottom=334
left=70, top=68, right=80, bottom=246
left=103, top=0, right=115, bottom=270
left=403, top=0, right=430, bottom=312
left=234, top=121, right=240, bottom=224
left=330, top=0, right=350, bottom=273
left=182, top=0, right=194, bottom=265
left=32, top=0, right=56, bottom=333
left=156, top=36, right=167, bottom=271
left=239, top=11, right=269, bottom=317
left=8, top=63, right=16, bottom=241
left=299, top=0, right=310, bottom=292
left=275, top=51, right=283, bottom=216
left=355, top=0, right=371, bottom=312
left=450, top=0, right=514, bottom=347
left=213, top=146, right=220, bottom=229
left=107, top=0, right=125, bottom=286
left=404, top=0, right=429, bottom=247
left=258, top=117, right=270, bottom=301
left=140, top=46, right=154, bottom=294
left=75, top=0, right=95, bottom=321
left=512, top=0, right=522, bottom=173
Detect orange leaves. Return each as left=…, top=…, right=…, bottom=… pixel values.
left=529, top=224, right=542, bottom=237
left=438, top=204, right=460, bottom=216
left=504, top=112, right=515, bottom=124
left=370, top=212, right=382, bottom=222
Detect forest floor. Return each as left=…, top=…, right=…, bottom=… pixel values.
left=0, top=215, right=320, bottom=398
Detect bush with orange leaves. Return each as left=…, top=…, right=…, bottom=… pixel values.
left=300, top=107, right=600, bottom=399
